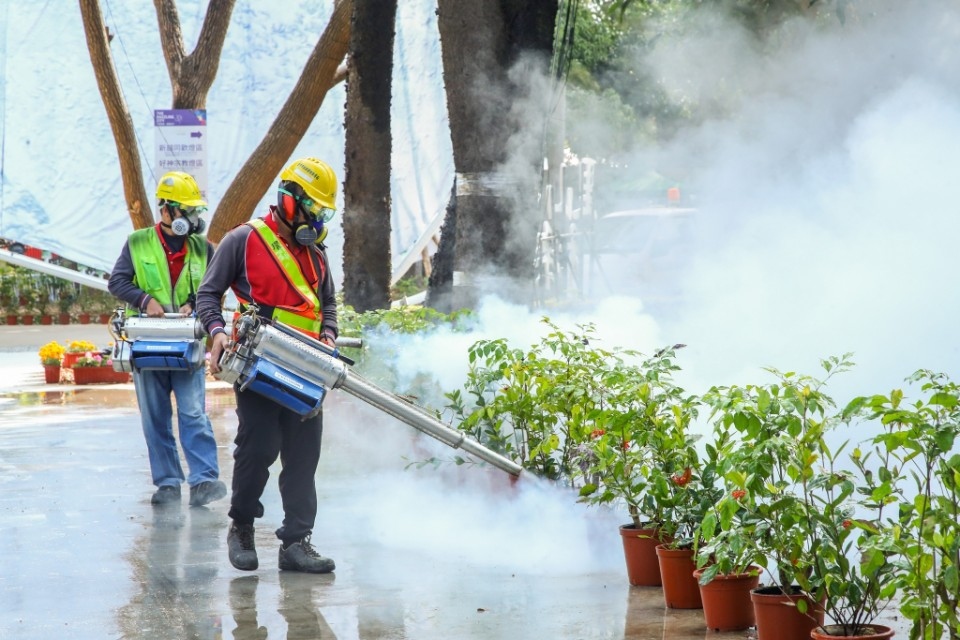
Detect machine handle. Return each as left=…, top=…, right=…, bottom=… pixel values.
left=270, top=321, right=356, bottom=367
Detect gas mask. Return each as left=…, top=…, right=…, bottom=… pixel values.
left=166, top=205, right=206, bottom=236
left=278, top=184, right=333, bottom=246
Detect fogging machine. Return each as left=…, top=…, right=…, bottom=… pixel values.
left=216, top=305, right=522, bottom=477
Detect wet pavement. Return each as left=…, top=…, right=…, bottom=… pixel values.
left=0, top=324, right=907, bottom=639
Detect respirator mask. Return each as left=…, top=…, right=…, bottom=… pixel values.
left=166, top=203, right=207, bottom=236
left=279, top=187, right=334, bottom=246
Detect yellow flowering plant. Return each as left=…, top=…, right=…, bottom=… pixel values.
left=67, top=339, right=97, bottom=353
left=38, top=341, right=65, bottom=366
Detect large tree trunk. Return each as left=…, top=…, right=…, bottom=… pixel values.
left=342, top=0, right=396, bottom=312
left=433, top=0, right=558, bottom=311
left=207, top=0, right=352, bottom=243
left=78, top=0, right=152, bottom=230
left=154, top=0, right=235, bottom=109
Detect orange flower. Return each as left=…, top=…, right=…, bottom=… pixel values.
left=732, top=489, right=747, bottom=500
left=671, top=467, right=692, bottom=486
left=842, top=519, right=852, bottom=529
left=590, top=429, right=605, bottom=439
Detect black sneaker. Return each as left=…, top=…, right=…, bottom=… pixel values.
left=228, top=522, right=259, bottom=571
left=151, top=485, right=181, bottom=505
left=189, top=480, right=227, bottom=507
left=278, top=536, right=335, bottom=573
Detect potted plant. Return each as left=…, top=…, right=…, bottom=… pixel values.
left=650, top=435, right=723, bottom=610
left=64, top=339, right=98, bottom=368
left=852, top=369, right=960, bottom=640
left=574, top=344, right=703, bottom=587
left=0, top=267, right=18, bottom=324
left=17, top=276, right=41, bottom=325
left=38, top=340, right=65, bottom=384
left=71, top=349, right=129, bottom=384
left=702, top=355, right=880, bottom=639
left=446, top=319, right=614, bottom=483
left=692, top=423, right=766, bottom=631
left=56, top=283, right=76, bottom=324
left=706, top=354, right=898, bottom=639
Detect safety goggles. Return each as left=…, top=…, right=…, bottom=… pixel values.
left=167, top=202, right=208, bottom=217
left=279, top=189, right=336, bottom=222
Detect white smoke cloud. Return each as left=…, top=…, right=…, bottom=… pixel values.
left=322, top=1, right=960, bottom=580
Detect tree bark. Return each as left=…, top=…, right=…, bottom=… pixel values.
left=207, top=0, right=353, bottom=243
left=342, top=0, right=395, bottom=312
left=433, top=0, right=558, bottom=311
left=154, top=0, right=235, bottom=109
left=78, top=0, right=152, bottom=230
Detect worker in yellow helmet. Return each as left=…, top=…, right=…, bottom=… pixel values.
left=196, top=157, right=339, bottom=573
left=108, top=171, right=226, bottom=507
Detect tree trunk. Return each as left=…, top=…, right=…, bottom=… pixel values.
left=434, top=0, right=558, bottom=311
left=207, top=0, right=353, bottom=243
left=154, top=0, right=235, bottom=109
left=425, top=185, right=457, bottom=310
left=78, top=0, right=152, bottom=230
left=342, top=0, right=396, bottom=312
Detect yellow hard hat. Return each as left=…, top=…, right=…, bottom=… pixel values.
left=279, top=157, right=337, bottom=211
left=155, top=171, right=207, bottom=207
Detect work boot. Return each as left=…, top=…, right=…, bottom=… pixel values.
left=278, top=536, right=335, bottom=574
left=150, top=485, right=180, bottom=505
left=228, top=522, right=259, bottom=571
left=189, top=480, right=227, bottom=507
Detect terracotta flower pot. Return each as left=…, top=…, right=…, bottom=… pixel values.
left=694, top=566, right=760, bottom=631
left=43, top=365, right=61, bottom=384
left=752, top=585, right=825, bottom=640
left=620, top=524, right=669, bottom=586
left=810, top=624, right=894, bottom=639
left=62, top=353, right=82, bottom=368
left=72, top=366, right=131, bottom=385
left=655, top=544, right=702, bottom=609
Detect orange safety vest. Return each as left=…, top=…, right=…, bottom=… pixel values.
left=238, top=218, right=323, bottom=339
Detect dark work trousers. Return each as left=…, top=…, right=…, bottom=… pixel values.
left=228, top=388, right=323, bottom=544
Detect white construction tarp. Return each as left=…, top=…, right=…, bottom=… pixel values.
left=0, top=0, right=453, bottom=285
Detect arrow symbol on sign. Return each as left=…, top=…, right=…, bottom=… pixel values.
left=190, top=131, right=203, bottom=139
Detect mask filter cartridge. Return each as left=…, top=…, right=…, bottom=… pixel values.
left=294, top=224, right=318, bottom=246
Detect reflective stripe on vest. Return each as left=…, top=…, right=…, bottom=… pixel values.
left=247, top=219, right=322, bottom=338
left=129, top=228, right=206, bottom=313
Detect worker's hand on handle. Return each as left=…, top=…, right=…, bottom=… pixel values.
left=145, top=299, right=166, bottom=318
left=208, top=332, right=229, bottom=375
left=177, top=302, right=193, bottom=316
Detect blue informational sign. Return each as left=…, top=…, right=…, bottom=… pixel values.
left=154, top=109, right=209, bottom=199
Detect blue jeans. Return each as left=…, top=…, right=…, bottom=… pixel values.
left=133, top=366, right=220, bottom=488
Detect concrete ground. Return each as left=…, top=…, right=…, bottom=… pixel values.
left=0, top=324, right=908, bottom=640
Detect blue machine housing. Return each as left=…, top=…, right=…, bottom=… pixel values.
left=241, top=357, right=327, bottom=418
left=130, top=339, right=203, bottom=371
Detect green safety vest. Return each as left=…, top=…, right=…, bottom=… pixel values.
left=129, top=228, right=206, bottom=313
